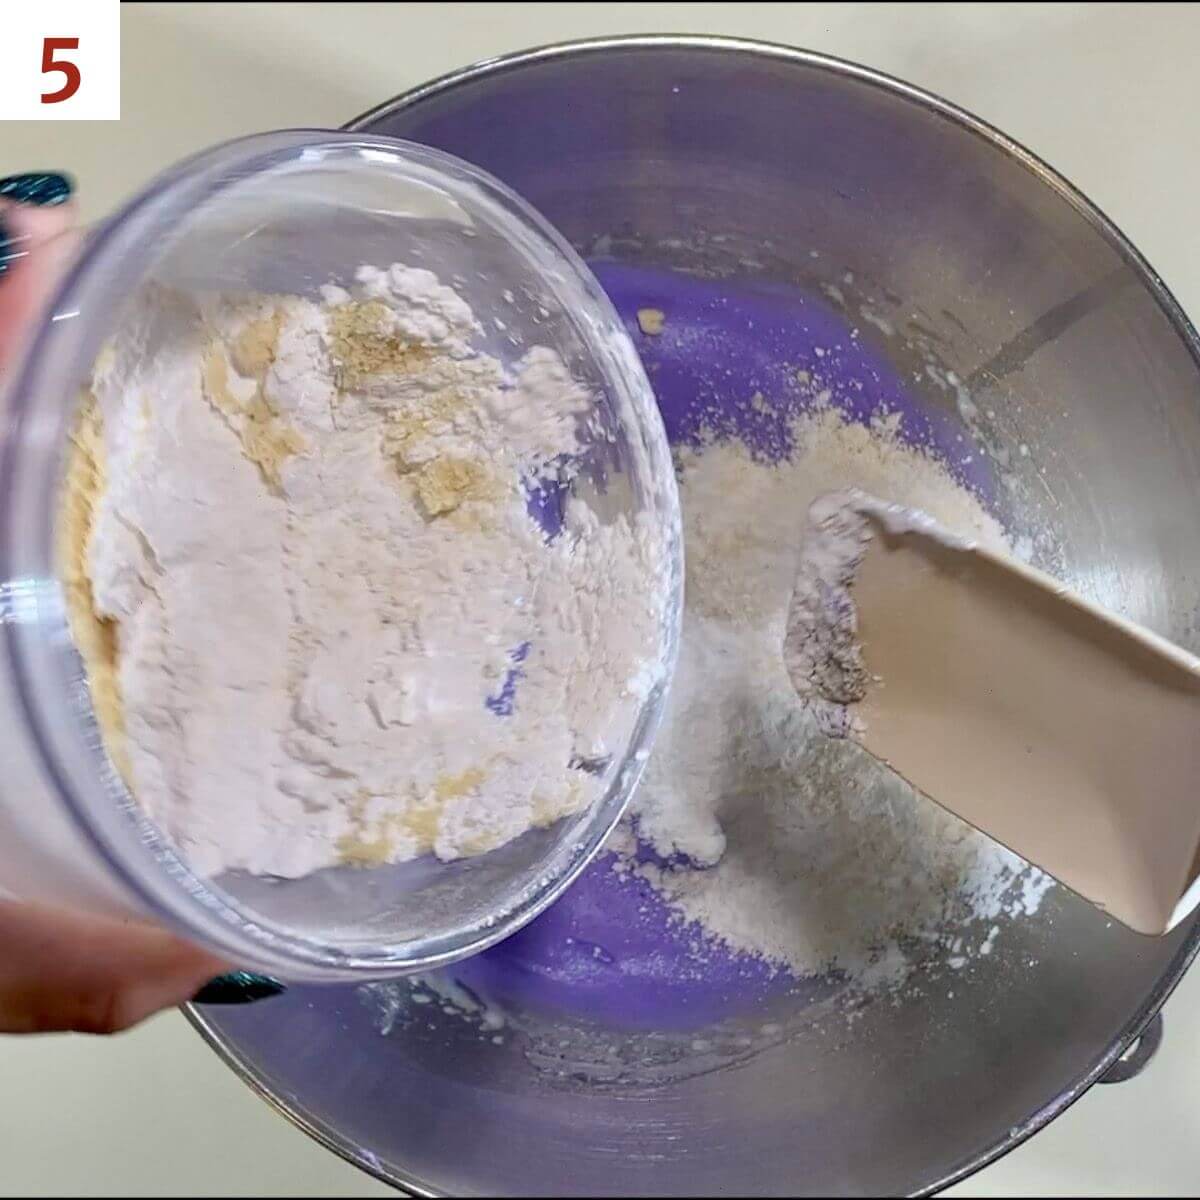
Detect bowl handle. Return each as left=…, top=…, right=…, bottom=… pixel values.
left=1099, top=1011, right=1164, bottom=1084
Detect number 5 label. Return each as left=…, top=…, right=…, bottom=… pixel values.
left=0, top=1, right=120, bottom=120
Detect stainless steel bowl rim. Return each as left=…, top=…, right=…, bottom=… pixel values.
left=186, top=34, right=1200, bottom=1197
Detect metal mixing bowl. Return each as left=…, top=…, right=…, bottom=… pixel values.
left=188, top=37, right=1200, bottom=1195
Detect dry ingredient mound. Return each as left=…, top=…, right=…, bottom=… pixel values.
left=60, top=264, right=669, bottom=878
left=616, top=408, right=1052, bottom=984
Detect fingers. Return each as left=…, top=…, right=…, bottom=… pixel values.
left=0, top=171, right=79, bottom=367
left=0, top=172, right=290, bottom=1035
left=0, top=901, right=230, bottom=1035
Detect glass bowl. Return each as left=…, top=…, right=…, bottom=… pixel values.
left=0, top=130, right=682, bottom=980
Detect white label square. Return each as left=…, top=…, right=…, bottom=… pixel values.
left=0, top=0, right=120, bottom=121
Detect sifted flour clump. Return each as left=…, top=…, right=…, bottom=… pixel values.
left=618, top=407, right=1052, bottom=984
left=61, top=263, right=670, bottom=878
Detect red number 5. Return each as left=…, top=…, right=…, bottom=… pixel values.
left=41, top=37, right=81, bottom=104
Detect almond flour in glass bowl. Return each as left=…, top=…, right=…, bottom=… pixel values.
left=0, top=131, right=682, bottom=980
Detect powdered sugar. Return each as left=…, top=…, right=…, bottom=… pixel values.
left=69, top=264, right=671, bottom=879
left=620, top=408, right=1053, bottom=984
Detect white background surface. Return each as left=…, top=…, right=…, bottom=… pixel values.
left=2, top=3, right=1200, bottom=1195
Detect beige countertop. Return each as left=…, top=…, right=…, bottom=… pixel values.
left=3, top=3, right=1200, bottom=1195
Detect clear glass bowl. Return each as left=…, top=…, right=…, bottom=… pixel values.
left=0, top=130, right=682, bottom=980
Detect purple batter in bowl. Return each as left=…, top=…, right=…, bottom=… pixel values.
left=451, top=261, right=997, bottom=1029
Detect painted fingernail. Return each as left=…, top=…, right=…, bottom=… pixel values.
left=191, top=971, right=286, bottom=1005
left=0, top=172, right=73, bottom=207
left=0, top=214, right=32, bottom=278
left=0, top=214, right=12, bottom=276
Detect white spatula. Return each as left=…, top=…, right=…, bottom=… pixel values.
left=785, top=489, right=1200, bottom=936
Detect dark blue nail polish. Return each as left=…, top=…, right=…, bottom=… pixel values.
left=191, top=971, right=286, bottom=1005
left=0, top=172, right=73, bottom=207
left=0, top=214, right=30, bottom=278
left=0, top=213, right=12, bottom=277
